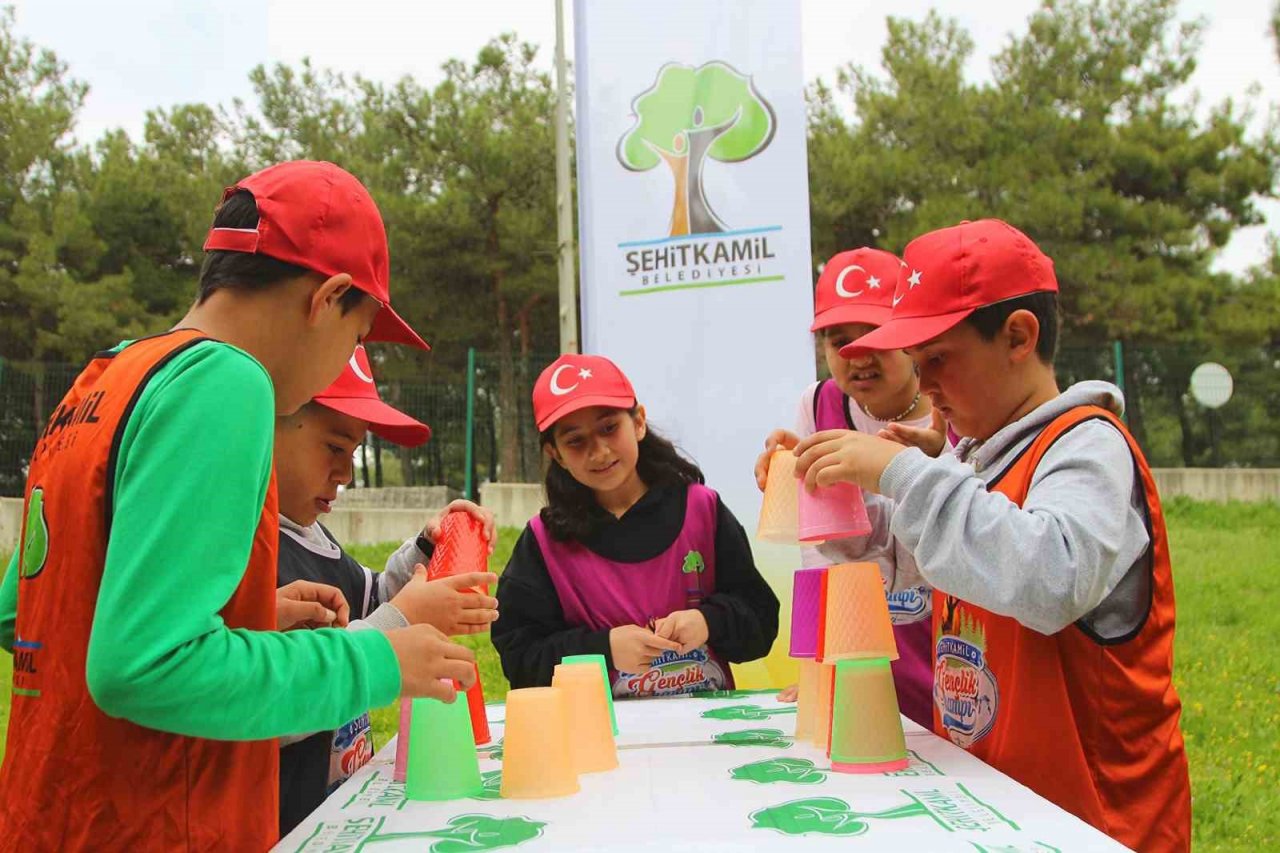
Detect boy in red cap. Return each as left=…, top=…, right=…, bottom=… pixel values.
left=753, top=247, right=936, bottom=725
left=274, top=345, right=499, bottom=834
left=794, top=219, right=1190, bottom=851
left=0, top=161, right=477, bottom=851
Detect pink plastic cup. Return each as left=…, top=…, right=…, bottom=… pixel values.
left=798, top=481, right=871, bottom=542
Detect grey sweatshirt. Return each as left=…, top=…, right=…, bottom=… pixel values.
left=879, top=381, right=1151, bottom=637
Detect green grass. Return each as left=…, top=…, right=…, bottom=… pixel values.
left=0, top=502, right=1277, bottom=849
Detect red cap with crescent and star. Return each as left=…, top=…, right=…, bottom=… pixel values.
left=811, top=247, right=903, bottom=332
left=842, top=219, right=1058, bottom=353
left=532, top=354, right=637, bottom=432
left=313, top=345, right=431, bottom=447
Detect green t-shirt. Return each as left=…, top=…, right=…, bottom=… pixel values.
left=0, top=339, right=400, bottom=739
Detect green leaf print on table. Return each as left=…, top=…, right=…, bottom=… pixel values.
left=366, top=815, right=546, bottom=852
left=731, top=758, right=828, bottom=785
left=749, top=797, right=929, bottom=838
left=712, top=728, right=791, bottom=748
left=701, top=703, right=796, bottom=721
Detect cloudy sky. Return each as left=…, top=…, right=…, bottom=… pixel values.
left=12, top=0, right=1278, bottom=272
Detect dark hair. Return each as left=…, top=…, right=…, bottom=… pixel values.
left=538, top=407, right=704, bottom=542
left=197, top=190, right=367, bottom=314
left=964, top=291, right=1059, bottom=363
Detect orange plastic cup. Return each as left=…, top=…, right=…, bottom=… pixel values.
left=829, top=658, right=909, bottom=773
left=814, top=661, right=836, bottom=752
left=823, top=562, right=899, bottom=662
left=552, top=663, right=618, bottom=774
left=757, top=449, right=800, bottom=543
left=426, top=512, right=489, bottom=594
left=794, top=658, right=820, bottom=740
left=499, top=687, right=580, bottom=799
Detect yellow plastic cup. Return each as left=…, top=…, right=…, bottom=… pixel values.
left=823, top=562, right=899, bottom=661
left=814, top=661, right=836, bottom=752
left=794, top=658, right=820, bottom=740
left=499, top=687, right=580, bottom=799
left=757, top=449, right=800, bottom=543
left=552, top=663, right=619, bottom=774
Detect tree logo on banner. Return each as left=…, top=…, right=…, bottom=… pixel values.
left=701, top=703, right=796, bottom=721
left=731, top=758, right=828, bottom=785
left=617, top=62, right=775, bottom=237
left=712, top=728, right=791, bottom=749
left=294, top=814, right=545, bottom=853
left=750, top=785, right=1023, bottom=838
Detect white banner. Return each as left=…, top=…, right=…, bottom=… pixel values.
left=574, top=0, right=815, bottom=525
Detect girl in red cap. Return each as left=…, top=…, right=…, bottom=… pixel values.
left=492, top=354, right=779, bottom=697
left=754, top=247, right=940, bottom=726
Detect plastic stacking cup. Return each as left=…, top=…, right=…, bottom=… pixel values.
left=814, top=662, right=836, bottom=752
left=790, top=568, right=825, bottom=658
left=500, top=687, right=580, bottom=799
left=392, top=697, right=412, bottom=783
left=465, top=663, right=491, bottom=746
left=757, top=449, right=800, bottom=543
left=794, top=658, right=820, bottom=740
left=829, top=658, right=909, bottom=773
left=406, top=690, right=484, bottom=801
left=823, top=562, right=899, bottom=662
left=798, top=480, right=871, bottom=542
left=426, top=512, right=490, bottom=593
left=562, top=653, right=618, bottom=735
left=552, top=663, right=618, bottom=774
left=815, top=570, right=831, bottom=661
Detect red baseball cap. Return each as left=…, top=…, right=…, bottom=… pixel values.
left=533, top=354, right=637, bottom=432
left=202, top=160, right=429, bottom=351
left=313, top=345, right=431, bottom=447
left=843, top=219, right=1057, bottom=353
left=811, top=247, right=902, bottom=331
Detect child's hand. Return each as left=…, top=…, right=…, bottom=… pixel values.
left=793, top=429, right=908, bottom=494
left=390, top=566, right=499, bottom=635
left=653, top=609, right=710, bottom=654
left=609, top=625, right=681, bottom=674
left=754, top=429, right=801, bottom=491
left=277, top=580, right=351, bottom=630
left=423, top=500, right=497, bottom=553
left=384, top=623, right=477, bottom=702
left=877, top=407, right=948, bottom=458
left=776, top=684, right=798, bottom=703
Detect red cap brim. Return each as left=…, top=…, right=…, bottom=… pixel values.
left=535, top=393, right=638, bottom=433
left=314, top=395, right=432, bottom=447
left=366, top=303, right=430, bottom=351
left=840, top=307, right=975, bottom=355
left=810, top=303, right=893, bottom=332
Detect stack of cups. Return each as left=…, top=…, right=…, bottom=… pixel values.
left=829, top=658, right=909, bottom=773
left=789, top=568, right=825, bottom=741
left=551, top=663, right=618, bottom=773
left=405, top=682, right=484, bottom=800
left=500, top=687, right=580, bottom=799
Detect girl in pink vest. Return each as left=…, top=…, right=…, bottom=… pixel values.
left=754, top=247, right=940, bottom=727
left=492, top=354, right=780, bottom=698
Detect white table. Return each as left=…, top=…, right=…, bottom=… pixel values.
left=275, top=689, right=1129, bottom=852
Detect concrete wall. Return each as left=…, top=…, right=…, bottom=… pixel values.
left=3, top=470, right=1276, bottom=552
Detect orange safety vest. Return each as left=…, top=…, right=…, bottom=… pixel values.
left=931, top=405, right=1190, bottom=852
left=0, top=330, right=281, bottom=851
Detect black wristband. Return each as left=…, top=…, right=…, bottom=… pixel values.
left=415, top=532, right=433, bottom=556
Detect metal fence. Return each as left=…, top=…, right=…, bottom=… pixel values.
left=1, top=341, right=1275, bottom=498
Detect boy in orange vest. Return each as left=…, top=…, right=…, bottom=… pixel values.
left=0, top=161, right=478, bottom=851
left=793, top=219, right=1191, bottom=852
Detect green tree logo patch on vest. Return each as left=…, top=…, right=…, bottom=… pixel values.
left=20, top=487, right=49, bottom=579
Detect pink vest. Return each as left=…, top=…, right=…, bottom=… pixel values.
left=531, top=484, right=733, bottom=697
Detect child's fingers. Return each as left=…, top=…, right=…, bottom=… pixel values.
left=652, top=617, right=677, bottom=640
left=753, top=450, right=772, bottom=492
left=456, top=608, right=500, bottom=625
left=445, top=572, right=498, bottom=592
left=643, top=633, right=682, bottom=653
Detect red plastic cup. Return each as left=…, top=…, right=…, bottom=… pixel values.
left=426, top=512, right=489, bottom=594
left=465, top=663, right=491, bottom=746
left=393, top=697, right=412, bottom=783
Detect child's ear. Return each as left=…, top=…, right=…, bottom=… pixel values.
left=633, top=405, right=647, bottom=441
left=543, top=443, right=565, bottom=468
left=308, top=273, right=355, bottom=325
left=1004, top=309, right=1041, bottom=364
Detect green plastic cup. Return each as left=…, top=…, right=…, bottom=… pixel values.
left=829, top=658, right=908, bottom=773
left=562, top=653, right=618, bottom=735
left=406, top=690, right=484, bottom=801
